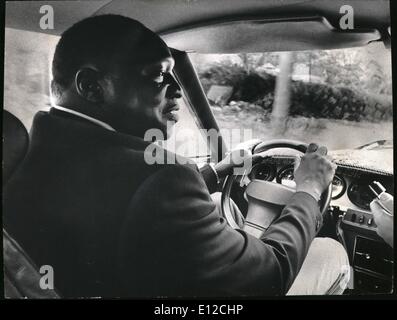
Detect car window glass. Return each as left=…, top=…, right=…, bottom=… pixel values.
left=189, top=42, right=393, bottom=152
left=4, top=28, right=59, bottom=129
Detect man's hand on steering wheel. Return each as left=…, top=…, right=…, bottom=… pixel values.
left=220, top=140, right=335, bottom=232
left=214, top=149, right=255, bottom=178
left=294, top=143, right=337, bottom=202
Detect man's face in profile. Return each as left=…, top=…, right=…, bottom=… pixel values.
left=104, top=30, right=182, bottom=139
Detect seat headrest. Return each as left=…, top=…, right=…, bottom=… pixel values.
left=3, top=110, right=29, bottom=185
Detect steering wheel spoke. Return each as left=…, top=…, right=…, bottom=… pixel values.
left=243, top=180, right=296, bottom=237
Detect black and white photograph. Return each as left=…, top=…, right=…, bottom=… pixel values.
left=2, top=0, right=394, bottom=303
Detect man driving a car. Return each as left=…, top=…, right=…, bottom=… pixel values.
left=4, top=14, right=349, bottom=297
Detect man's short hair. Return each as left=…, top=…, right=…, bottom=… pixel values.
left=51, top=14, right=147, bottom=97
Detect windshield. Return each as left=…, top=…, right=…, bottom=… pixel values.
left=189, top=42, right=393, bottom=151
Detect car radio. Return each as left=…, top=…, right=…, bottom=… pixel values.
left=340, top=208, right=393, bottom=293
left=342, top=209, right=378, bottom=237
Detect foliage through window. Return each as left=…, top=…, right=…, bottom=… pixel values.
left=190, top=42, right=393, bottom=151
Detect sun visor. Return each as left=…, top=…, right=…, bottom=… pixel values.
left=161, top=16, right=381, bottom=53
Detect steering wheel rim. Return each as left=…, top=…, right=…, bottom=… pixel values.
left=221, top=139, right=333, bottom=230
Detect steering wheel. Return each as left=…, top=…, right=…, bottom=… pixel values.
left=221, top=139, right=332, bottom=238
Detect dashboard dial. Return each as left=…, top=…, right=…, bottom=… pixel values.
left=331, top=175, right=346, bottom=200
left=276, top=166, right=296, bottom=189
left=276, top=167, right=347, bottom=198
left=249, top=163, right=276, bottom=181
left=347, top=181, right=376, bottom=210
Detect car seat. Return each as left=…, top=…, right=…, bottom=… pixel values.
left=3, top=110, right=59, bottom=298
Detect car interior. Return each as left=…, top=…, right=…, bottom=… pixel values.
left=3, top=0, right=394, bottom=297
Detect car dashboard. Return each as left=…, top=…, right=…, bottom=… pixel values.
left=249, top=156, right=393, bottom=211
left=246, top=155, right=394, bottom=294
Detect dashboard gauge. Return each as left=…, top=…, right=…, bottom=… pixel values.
left=249, top=163, right=276, bottom=181
left=331, top=175, right=346, bottom=200
left=347, top=181, right=376, bottom=210
left=276, top=166, right=296, bottom=189
left=276, top=167, right=347, bottom=197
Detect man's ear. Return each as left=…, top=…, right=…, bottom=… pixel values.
left=75, top=67, right=104, bottom=103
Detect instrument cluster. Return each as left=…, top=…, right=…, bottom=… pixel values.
left=249, top=160, right=392, bottom=210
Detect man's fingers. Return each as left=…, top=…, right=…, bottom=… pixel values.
left=369, top=200, right=378, bottom=213
left=227, top=148, right=253, bottom=168
left=370, top=200, right=386, bottom=219
left=307, top=143, right=327, bottom=155
left=317, top=145, right=328, bottom=156
left=307, top=143, right=318, bottom=153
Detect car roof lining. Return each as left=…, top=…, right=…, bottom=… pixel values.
left=5, top=0, right=391, bottom=53
left=162, top=16, right=381, bottom=53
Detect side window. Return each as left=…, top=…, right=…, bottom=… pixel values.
left=4, top=28, right=59, bottom=130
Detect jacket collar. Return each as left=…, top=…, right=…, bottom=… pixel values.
left=29, top=109, right=152, bottom=151
left=52, top=105, right=116, bottom=132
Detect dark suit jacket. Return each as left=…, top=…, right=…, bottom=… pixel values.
left=3, top=108, right=322, bottom=297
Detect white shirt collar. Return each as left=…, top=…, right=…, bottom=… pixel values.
left=52, top=105, right=116, bottom=132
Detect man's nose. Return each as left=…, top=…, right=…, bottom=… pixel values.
left=166, top=73, right=182, bottom=99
